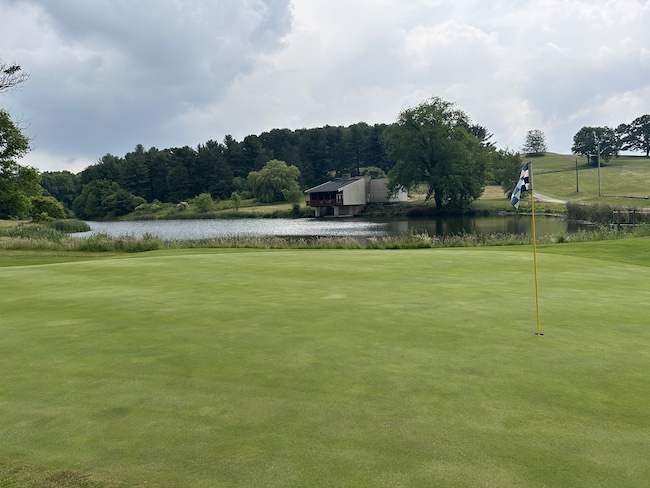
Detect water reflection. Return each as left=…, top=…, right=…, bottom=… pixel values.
left=380, top=215, right=588, bottom=237
left=77, top=216, right=588, bottom=241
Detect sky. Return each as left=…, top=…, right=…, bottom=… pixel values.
left=1, top=0, right=649, bottom=173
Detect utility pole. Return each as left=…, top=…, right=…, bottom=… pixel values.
left=575, top=158, right=579, bottom=193
left=597, top=139, right=602, bottom=197
left=593, top=132, right=602, bottom=197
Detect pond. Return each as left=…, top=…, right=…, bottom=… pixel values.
left=77, top=215, right=591, bottom=241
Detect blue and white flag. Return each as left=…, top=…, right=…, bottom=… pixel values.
left=510, top=162, right=531, bottom=209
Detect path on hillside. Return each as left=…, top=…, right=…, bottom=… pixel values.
left=534, top=192, right=567, bottom=204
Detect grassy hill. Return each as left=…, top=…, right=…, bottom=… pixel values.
left=473, top=153, right=650, bottom=213
left=1, top=240, right=649, bottom=487
left=528, top=153, right=650, bottom=206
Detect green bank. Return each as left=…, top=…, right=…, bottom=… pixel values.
left=1, top=240, right=649, bottom=487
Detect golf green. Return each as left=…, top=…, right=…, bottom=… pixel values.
left=1, top=244, right=649, bottom=487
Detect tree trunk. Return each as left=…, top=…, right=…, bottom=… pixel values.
left=433, top=189, right=443, bottom=209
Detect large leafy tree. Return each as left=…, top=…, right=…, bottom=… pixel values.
left=462, top=122, right=495, bottom=148
left=72, top=180, right=143, bottom=219
left=522, top=129, right=547, bottom=156
left=29, top=195, right=65, bottom=220
left=1, top=61, right=41, bottom=219
left=1, top=62, right=62, bottom=221
left=41, top=170, right=78, bottom=209
left=491, top=149, right=524, bottom=197
left=383, top=96, right=488, bottom=209
left=247, top=159, right=300, bottom=203
left=626, top=115, right=650, bottom=157
left=78, top=154, right=123, bottom=186
left=0, top=109, right=41, bottom=218
left=571, top=126, right=618, bottom=164
left=0, top=109, right=29, bottom=163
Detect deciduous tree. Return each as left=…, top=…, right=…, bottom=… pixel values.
left=41, top=171, right=78, bottom=209
left=29, top=195, right=66, bottom=220
left=491, top=149, right=524, bottom=197
left=0, top=109, right=40, bottom=218
left=522, top=129, right=547, bottom=156
left=626, top=115, right=650, bottom=157
left=231, top=191, right=241, bottom=212
left=72, top=180, right=142, bottom=219
left=247, top=159, right=301, bottom=203
left=192, top=192, right=216, bottom=213
left=383, top=96, right=488, bottom=209
left=571, top=126, right=618, bottom=164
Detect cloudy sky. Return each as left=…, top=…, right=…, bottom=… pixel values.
left=2, top=0, right=649, bottom=173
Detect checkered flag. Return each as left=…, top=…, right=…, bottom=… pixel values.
left=510, top=162, right=531, bottom=209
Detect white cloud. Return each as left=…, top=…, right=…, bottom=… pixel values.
left=1, top=0, right=649, bottom=172
left=2, top=0, right=292, bottom=160
left=19, top=149, right=94, bottom=174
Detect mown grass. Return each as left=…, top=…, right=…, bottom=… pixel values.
left=472, top=185, right=566, bottom=215
left=1, top=239, right=649, bottom=487
left=0, top=457, right=112, bottom=488
left=473, top=153, right=650, bottom=214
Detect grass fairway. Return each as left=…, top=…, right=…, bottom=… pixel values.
left=1, top=242, right=649, bottom=487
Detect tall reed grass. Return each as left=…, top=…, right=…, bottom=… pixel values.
left=48, top=219, right=91, bottom=233
left=565, top=202, right=614, bottom=224
left=0, top=224, right=68, bottom=242
left=2, top=222, right=649, bottom=253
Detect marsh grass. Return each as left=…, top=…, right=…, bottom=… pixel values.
left=2, top=222, right=650, bottom=253
left=74, top=232, right=164, bottom=252
left=0, top=225, right=70, bottom=249
left=48, top=219, right=91, bottom=233
left=566, top=202, right=614, bottom=224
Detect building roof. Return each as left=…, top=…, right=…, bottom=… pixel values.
left=304, top=177, right=364, bottom=194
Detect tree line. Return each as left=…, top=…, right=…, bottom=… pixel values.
left=44, top=105, right=503, bottom=219
left=572, top=115, right=650, bottom=163
left=41, top=122, right=395, bottom=219
left=25, top=102, right=650, bottom=221
left=3, top=57, right=650, bottom=221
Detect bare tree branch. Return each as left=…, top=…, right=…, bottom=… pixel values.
left=1, top=60, right=30, bottom=94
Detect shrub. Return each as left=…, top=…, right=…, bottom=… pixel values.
left=566, top=202, right=612, bottom=224
left=29, top=196, right=66, bottom=221
left=290, top=203, right=301, bottom=217
left=632, top=223, right=650, bottom=237
left=192, top=193, right=216, bottom=213
left=134, top=201, right=164, bottom=214
left=231, top=191, right=241, bottom=212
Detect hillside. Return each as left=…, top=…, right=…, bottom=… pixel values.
left=530, top=153, right=650, bottom=206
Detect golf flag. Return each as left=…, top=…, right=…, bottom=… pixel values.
left=511, top=162, right=531, bottom=208
left=510, top=161, right=542, bottom=335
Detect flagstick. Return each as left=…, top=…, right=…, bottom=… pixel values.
left=530, top=166, right=542, bottom=336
